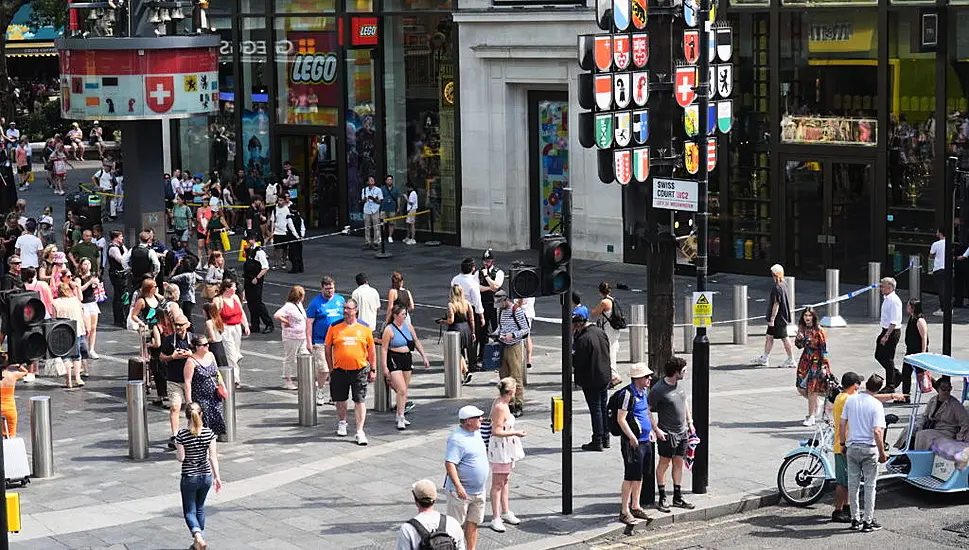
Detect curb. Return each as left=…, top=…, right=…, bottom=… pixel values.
left=506, top=487, right=781, bottom=550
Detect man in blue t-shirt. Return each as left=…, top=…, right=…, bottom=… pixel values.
left=616, top=362, right=655, bottom=526
left=445, top=405, right=489, bottom=549
left=306, top=275, right=346, bottom=405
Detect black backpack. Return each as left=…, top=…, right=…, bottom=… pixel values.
left=606, top=296, right=628, bottom=330
left=606, top=384, right=638, bottom=437
left=406, top=515, right=457, bottom=550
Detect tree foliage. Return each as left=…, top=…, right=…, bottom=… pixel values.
left=29, top=0, right=69, bottom=30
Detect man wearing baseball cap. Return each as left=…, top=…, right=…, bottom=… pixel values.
left=444, top=405, right=489, bottom=550
left=397, top=479, right=466, bottom=550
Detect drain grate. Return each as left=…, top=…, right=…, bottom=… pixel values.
left=943, top=521, right=969, bottom=536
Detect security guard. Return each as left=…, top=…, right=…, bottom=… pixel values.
left=477, top=248, right=505, bottom=362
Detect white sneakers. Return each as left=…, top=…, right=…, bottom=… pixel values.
left=490, top=518, right=506, bottom=532
left=396, top=415, right=407, bottom=430
left=780, top=356, right=796, bottom=369
left=802, top=415, right=816, bottom=427
left=336, top=420, right=348, bottom=437
left=933, top=309, right=944, bottom=317
left=316, top=388, right=326, bottom=406
left=749, top=355, right=768, bottom=366
left=491, top=512, right=521, bottom=532
left=283, top=380, right=298, bottom=390
left=355, top=431, right=368, bottom=446
left=387, top=236, right=394, bottom=243
left=88, top=350, right=100, bottom=359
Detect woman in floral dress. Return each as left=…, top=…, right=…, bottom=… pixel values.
left=185, top=335, right=226, bottom=437
left=794, top=307, right=833, bottom=427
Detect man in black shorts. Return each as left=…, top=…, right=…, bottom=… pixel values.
left=749, top=263, right=795, bottom=368
left=648, top=356, right=696, bottom=513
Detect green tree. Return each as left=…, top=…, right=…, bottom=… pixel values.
left=0, top=0, right=68, bottom=119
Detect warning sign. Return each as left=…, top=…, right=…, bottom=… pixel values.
left=692, top=292, right=713, bottom=327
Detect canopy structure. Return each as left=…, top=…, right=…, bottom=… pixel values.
left=5, top=5, right=61, bottom=58
left=903, top=353, right=969, bottom=378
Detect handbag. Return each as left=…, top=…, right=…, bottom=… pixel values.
left=479, top=418, right=492, bottom=448
left=216, top=371, right=228, bottom=400
left=918, top=370, right=934, bottom=394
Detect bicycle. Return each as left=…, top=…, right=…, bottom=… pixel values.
left=777, top=412, right=836, bottom=506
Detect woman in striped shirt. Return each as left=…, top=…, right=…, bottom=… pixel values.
left=175, top=402, right=223, bottom=550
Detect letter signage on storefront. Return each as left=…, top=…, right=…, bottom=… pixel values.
left=290, top=53, right=338, bottom=84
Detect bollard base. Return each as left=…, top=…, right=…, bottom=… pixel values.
left=374, top=252, right=393, bottom=259
left=820, top=315, right=847, bottom=328
left=424, top=240, right=441, bottom=247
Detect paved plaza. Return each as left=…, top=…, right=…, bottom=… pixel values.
left=5, top=174, right=969, bottom=549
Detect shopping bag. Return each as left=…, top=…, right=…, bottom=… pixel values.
left=219, top=230, right=230, bottom=251
left=483, top=342, right=503, bottom=371
left=93, top=281, right=108, bottom=303
left=25, top=171, right=34, bottom=183
left=237, top=239, right=249, bottom=262
left=919, top=370, right=934, bottom=394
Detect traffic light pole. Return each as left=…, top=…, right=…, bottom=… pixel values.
left=691, top=0, right=711, bottom=496
left=561, top=187, right=574, bottom=515
left=944, top=156, right=956, bottom=356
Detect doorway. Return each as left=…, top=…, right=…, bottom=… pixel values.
left=279, top=134, right=342, bottom=229
left=784, top=157, right=874, bottom=282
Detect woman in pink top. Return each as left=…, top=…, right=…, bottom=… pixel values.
left=15, top=138, right=29, bottom=191
left=273, top=285, right=307, bottom=390
left=22, top=267, right=54, bottom=317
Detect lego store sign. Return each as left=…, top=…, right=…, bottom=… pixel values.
left=351, top=17, right=378, bottom=46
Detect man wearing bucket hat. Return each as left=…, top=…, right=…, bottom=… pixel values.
left=616, top=362, right=655, bottom=525
left=397, top=479, right=465, bottom=550
left=445, top=405, right=489, bottom=550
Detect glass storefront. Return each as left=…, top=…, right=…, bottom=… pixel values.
left=274, top=16, right=340, bottom=127
left=346, top=47, right=377, bottom=224
left=241, top=17, right=271, bottom=176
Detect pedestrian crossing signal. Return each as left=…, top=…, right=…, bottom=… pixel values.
left=540, top=235, right=571, bottom=296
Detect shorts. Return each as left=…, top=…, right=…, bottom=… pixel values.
left=766, top=322, right=789, bottom=339
left=387, top=350, right=413, bottom=372
left=621, top=438, right=654, bottom=481
left=330, top=367, right=369, bottom=404
left=311, top=343, right=329, bottom=373
left=490, top=461, right=516, bottom=474
left=835, top=452, right=847, bottom=486
left=81, top=301, right=100, bottom=316
left=406, top=212, right=416, bottom=224
left=70, top=334, right=90, bottom=360
left=16, top=165, right=28, bottom=175
left=273, top=233, right=291, bottom=250
left=447, top=491, right=486, bottom=525
left=167, top=381, right=187, bottom=409
left=657, top=431, right=689, bottom=458
left=196, top=229, right=207, bottom=240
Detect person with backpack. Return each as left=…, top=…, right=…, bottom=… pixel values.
left=242, top=233, right=274, bottom=334
left=591, top=282, right=626, bottom=385
left=572, top=310, right=614, bottom=452
left=614, top=362, right=656, bottom=525
left=494, top=290, right=529, bottom=417
left=396, top=479, right=465, bottom=550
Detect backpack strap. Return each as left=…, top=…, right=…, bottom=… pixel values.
left=437, top=513, right=449, bottom=534
left=407, top=518, right=431, bottom=541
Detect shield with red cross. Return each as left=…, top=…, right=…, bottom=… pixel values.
left=145, top=76, right=175, bottom=114
left=674, top=66, right=697, bottom=108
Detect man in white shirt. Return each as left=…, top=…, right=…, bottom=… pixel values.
left=404, top=182, right=419, bottom=245
left=451, top=257, right=485, bottom=365
left=875, top=277, right=903, bottom=391
left=170, top=169, right=182, bottom=199
left=361, top=176, right=383, bottom=249
left=14, top=219, right=42, bottom=268
left=5, top=121, right=19, bottom=150
left=270, top=193, right=292, bottom=269
left=839, top=374, right=888, bottom=532
left=351, top=272, right=381, bottom=329
left=928, top=227, right=947, bottom=316
left=396, top=479, right=466, bottom=550
left=93, top=162, right=117, bottom=217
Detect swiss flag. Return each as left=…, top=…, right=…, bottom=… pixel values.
left=145, top=76, right=175, bottom=114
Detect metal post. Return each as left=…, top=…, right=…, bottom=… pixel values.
left=297, top=354, right=317, bottom=426
left=684, top=295, right=695, bottom=354
left=910, top=255, right=921, bottom=302
left=220, top=366, right=236, bottom=443
left=629, top=303, right=646, bottom=364
left=786, top=276, right=797, bottom=337
left=443, top=331, right=462, bottom=398
left=373, top=346, right=393, bottom=412
left=821, top=269, right=847, bottom=327
left=944, top=156, right=957, bottom=356
left=375, top=219, right=392, bottom=259
left=733, top=285, right=748, bottom=345
left=126, top=380, right=148, bottom=460
left=29, top=396, right=53, bottom=478
left=868, top=261, right=882, bottom=319
left=560, top=187, right=574, bottom=515
left=425, top=209, right=441, bottom=247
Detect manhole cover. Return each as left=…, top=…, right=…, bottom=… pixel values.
left=943, top=521, right=969, bottom=536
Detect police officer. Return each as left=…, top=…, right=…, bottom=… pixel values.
left=243, top=232, right=274, bottom=333
left=477, top=249, right=504, bottom=363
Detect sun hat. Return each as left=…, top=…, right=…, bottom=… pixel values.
left=629, top=362, right=653, bottom=379
left=458, top=405, right=485, bottom=420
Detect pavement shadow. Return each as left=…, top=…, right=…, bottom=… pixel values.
left=743, top=513, right=852, bottom=540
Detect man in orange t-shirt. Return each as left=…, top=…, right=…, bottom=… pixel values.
left=325, top=297, right=376, bottom=446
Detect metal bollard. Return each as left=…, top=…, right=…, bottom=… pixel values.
left=373, top=348, right=393, bottom=413
left=29, top=396, right=53, bottom=478
left=868, top=261, right=882, bottom=319
left=444, top=331, right=462, bottom=398
left=733, top=285, right=748, bottom=345
left=629, top=304, right=646, bottom=364
left=297, top=354, right=317, bottom=426
left=821, top=269, right=847, bottom=327
left=683, top=295, right=695, bottom=354
left=910, top=255, right=921, bottom=301
left=786, top=276, right=797, bottom=337
left=126, top=380, right=149, bottom=460
left=220, top=366, right=236, bottom=442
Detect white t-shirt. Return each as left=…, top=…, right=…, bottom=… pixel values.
left=407, top=190, right=418, bottom=213
left=451, top=273, right=483, bottom=314
left=880, top=291, right=903, bottom=330
left=6, top=128, right=20, bottom=144
left=252, top=248, right=270, bottom=271
left=351, top=283, right=381, bottom=329
left=930, top=238, right=946, bottom=272
left=96, top=168, right=114, bottom=191
left=14, top=234, right=43, bottom=268
left=841, top=392, right=886, bottom=447
left=519, top=297, right=536, bottom=321
left=273, top=205, right=291, bottom=235
left=395, top=510, right=466, bottom=550
left=265, top=182, right=279, bottom=205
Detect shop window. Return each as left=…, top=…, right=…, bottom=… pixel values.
left=274, top=17, right=340, bottom=127
left=778, top=11, right=878, bottom=147
left=241, top=0, right=266, bottom=14
left=722, top=13, right=770, bottom=263
left=241, top=17, right=271, bottom=177
left=887, top=12, right=936, bottom=273
left=383, top=14, right=457, bottom=235
left=383, top=0, right=453, bottom=9
left=949, top=9, right=969, bottom=253
left=274, top=0, right=337, bottom=12
left=346, top=48, right=377, bottom=224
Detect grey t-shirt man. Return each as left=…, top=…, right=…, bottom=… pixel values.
left=767, top=281, right=791, bottom=323
left=648, top=378, right=688, bottom=436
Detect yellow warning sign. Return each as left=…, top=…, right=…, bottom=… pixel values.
left=692, top=291, right=713, bottom=327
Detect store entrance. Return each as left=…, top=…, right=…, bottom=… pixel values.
left=784, top=157, right=874, bottom=282
left=279, top=134, right=342, bottom=230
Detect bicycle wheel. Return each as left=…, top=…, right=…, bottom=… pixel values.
left=777, top=451, right=830, bottom=506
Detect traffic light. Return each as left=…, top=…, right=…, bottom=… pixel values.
left=43, top=318, right=78, bottom=358
left=509, top=264, right=541, bottom=299
left=4, top=291, right=47, bottom=363
left=540, top=235, right=571, bottom=296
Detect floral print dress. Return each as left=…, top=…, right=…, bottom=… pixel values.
left=796, top=327, right=833, bottom=394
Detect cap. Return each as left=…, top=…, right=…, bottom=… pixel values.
left=411, top=479, right=438, bottom=502
left=53, top=252, right=66, bottom=264
left=482, top=248, right=495, bottom=261
left=571, top=313, right=588, bottom=324
left=93, top=120, right=99, bottom=125
left=630, top=362, right=653, bottom=379
left=458, top=405, right=485, bottom=420
left=770, top=264, right=785, bottom=276
left=39, top=215, right=53, bottom=226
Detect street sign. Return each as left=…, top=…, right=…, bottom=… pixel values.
left=652, top=177, right=698, bottom=211
left=692, top=291, right=713, bottom=327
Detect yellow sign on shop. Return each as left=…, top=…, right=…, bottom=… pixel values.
left=692, top=292, right=713, bottom=327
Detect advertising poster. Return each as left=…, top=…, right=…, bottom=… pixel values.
left=278, top=29, right=340, bottom=125
left=242, top=107, right=270, bottom=174
left=537, top=100, right=569, bottom=236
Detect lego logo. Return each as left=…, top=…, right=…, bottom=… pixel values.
left=290, top=53, right=338, bottom=84
left=358, top=25, right=377, bottom=37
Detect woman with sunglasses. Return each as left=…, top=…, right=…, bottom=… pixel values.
left=184, top=335, right=226, bottom=439
left=380, top=304, right=430, bottom=430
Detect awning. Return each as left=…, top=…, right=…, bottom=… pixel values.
left=5, top=42, right=57, bottom=57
